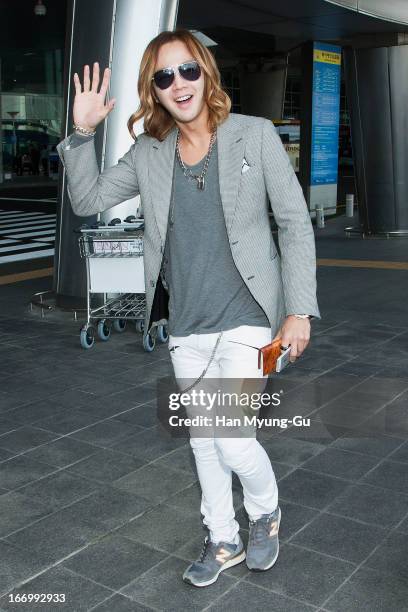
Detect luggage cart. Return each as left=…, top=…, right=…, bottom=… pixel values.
left=77, top=219, right=168, bottom=351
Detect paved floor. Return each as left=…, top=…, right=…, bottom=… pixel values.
left=0, top=213, right=407, bottom=611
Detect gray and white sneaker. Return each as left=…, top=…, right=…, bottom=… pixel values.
left=183, top=534, right=246, bottom=587
left=246, top=505, right=281, bottom=571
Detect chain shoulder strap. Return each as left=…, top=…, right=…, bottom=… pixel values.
left=178, top=331, right=223, bottom=394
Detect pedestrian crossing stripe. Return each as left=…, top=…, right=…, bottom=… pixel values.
left=0, top=249, right=55, bottom=264
left=9, top=230, right=56, bottom=239
left=0, top=209, right=56, bottom=264
left=0, top=219, right=56, bottom=229
left=4, top=225, right=56, bottom=235
left=0, top=211, right=56, bottom=218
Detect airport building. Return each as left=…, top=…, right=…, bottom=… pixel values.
left=0, top=2, right=407, bottom=609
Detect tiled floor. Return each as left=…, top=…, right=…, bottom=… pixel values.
left=0, top=213, right=407, bottom=611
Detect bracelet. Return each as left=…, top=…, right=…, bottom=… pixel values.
left=293, top=314, right=311, bottom=319
left=73, top=124, right=96, bottom=136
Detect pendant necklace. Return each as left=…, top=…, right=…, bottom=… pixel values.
left=176, top=127, right=217, bottom=191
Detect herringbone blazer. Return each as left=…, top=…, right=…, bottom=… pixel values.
left=57, top=112, right=321, bottom=340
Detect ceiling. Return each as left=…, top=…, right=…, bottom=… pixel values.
left=0, top=0, right=67, bottom=54
left=177, top=0, right=408, bottom=54
left=1, top=0, right=408, bottom=62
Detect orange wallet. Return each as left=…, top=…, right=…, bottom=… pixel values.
left=257, top=337, right=283, bottom=375
left=228, top=337, right=284, bottom=375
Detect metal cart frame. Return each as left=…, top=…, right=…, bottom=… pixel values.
left=77, top=223, right=167, bottom=351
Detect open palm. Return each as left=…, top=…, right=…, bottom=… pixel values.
left=73, top=62, right=115, bottom=131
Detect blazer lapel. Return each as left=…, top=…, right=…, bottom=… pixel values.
left=217, top=115, right=246, bottom=235
left=148, top=125, right=178, bottom=246
left=147, top=114, right=245, bottom=245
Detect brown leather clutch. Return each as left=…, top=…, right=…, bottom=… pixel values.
left=228, top=337, right=284, bottom=376
left=257, top=338, right=283, bottom=375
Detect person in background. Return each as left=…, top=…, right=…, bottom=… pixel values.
left=13, top=152, right=23, bottom=177
left=40, top=144, right=49, bottom=177
left=21, top=151, right=32, bottom=175
left=48, top=145, right=59, bottom=175
left=29, top=144, right=40, bottom=175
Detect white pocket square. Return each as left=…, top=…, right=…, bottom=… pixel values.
left=241, top=157, right=251, bottom=174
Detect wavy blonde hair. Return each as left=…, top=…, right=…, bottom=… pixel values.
left=127, top=29, right=231, bottom=141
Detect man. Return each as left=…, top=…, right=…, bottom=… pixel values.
left=57, top=28, right=320, bottom=588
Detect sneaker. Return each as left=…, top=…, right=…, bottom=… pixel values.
left=183, top=534, right=246, bottom=587
left=246, top=505, right=281, bottom=571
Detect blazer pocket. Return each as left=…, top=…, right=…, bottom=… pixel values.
left=240, top=165, right=252, bottom=177
left=239, top=165, right=262, bottom=189
left=270, top=242, right=279, bottom=260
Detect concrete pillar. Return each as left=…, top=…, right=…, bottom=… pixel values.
left=54, top=0, right=179, bottom=307
left=343, top=43, right=408, bottom=233
left=239, top=58, right=287, bottom=121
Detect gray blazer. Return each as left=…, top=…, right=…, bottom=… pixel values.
left=56, top=112, right=321, bottom=339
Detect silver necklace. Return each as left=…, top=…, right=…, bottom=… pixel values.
left=176, top=127, right=217, bottom=190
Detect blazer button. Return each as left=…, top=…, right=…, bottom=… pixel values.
left=150, top=280, right=155, bottom=287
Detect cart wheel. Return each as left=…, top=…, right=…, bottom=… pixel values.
left=113, top=319, right=127, bottom=333
left=80, top=326, right=95, bottom=349
left=143, top=333, right=155, bottom=352
left=135, top=320, right=144, bottom=333
left=97, top=319, right=111, bottom=341
left=157, top=325, right=169, bottom=343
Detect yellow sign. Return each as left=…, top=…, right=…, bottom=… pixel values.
left=284, top=143, right=300, bottom=172
left=314, top=49, right=341, bottom=65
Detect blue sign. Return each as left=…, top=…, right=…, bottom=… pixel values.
left=310, top=42, right=341, bottom=186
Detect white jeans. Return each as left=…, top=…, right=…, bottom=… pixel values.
left=168, top=325, right=279, bottom=544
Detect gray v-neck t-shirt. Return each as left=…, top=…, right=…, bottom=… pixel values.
left=162, top=139, right=269, bottom=337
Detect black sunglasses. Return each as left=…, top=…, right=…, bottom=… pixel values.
left=152, top=60, right=201, bottom=90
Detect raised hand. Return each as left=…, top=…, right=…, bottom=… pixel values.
left=72, top=62, right=115, bottom=131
